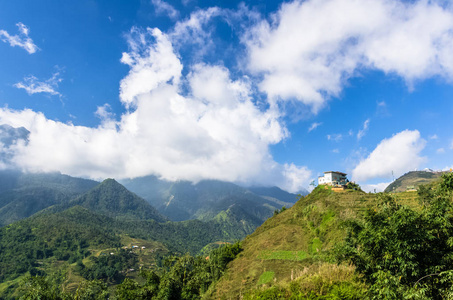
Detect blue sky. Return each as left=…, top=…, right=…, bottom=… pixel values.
left=0, top=0, right=452, bottom=192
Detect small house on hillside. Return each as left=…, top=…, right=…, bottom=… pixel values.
left=318, top=171, right=348, bottom=187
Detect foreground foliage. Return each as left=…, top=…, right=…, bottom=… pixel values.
left=18, top=242, right=242, bottom=299
left=338, top=172, right=453, bottom=299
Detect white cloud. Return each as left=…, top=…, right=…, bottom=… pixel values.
left=14, top=72, right=62, bottom=97
left=0, top=28, right=311, bottom=193
left=0, top=22, right=39, bottom=54
left=120, top=27, right=182, bottom=109
left=429, top=134, right=439, bottom=140
left=352, top=130, right=426, bottom=181
left=450, top=139, right=453, bottom=149
left=308, top=122, right=322, bottom=132
left=245, top=0, right=453, bottom=113
left=437, top=148, right=445, bottom=154
left=332, top=148, right=339, bottom=153
left=357, top=119, right=370, bottom=140
left=361, top=181, right=392, bottom=193
left=327, top=133, right=342, bottom=142
left=169, top=7, right=223, bottom=59
left=151, top=0, right=180, bottom=20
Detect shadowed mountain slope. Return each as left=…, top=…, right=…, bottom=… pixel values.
left=0, top=170, right=98, bottom=226
left=62, top=178, right=167, bottom=222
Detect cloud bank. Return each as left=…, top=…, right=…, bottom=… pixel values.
left=2, top=0, right=453, bottom=191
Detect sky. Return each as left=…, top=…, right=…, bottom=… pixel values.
left=0, top=0, right=452, bottom=193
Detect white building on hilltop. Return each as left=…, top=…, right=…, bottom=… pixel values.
left=318, top=171, right=348, bottom=187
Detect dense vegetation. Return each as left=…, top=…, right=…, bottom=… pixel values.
left=338, top=172, right=453, bottom=299
left=17, top=243, right=242, bottom=299
left=0, top=206, right=121, bottom=283
left=210, top=173, right=453, bottom=299
left=0, top=201, right=250, bottom=298
left=0, top=170, right=98, bottom=226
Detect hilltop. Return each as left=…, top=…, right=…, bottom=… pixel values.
left=384, top=170, right=443, bottom=193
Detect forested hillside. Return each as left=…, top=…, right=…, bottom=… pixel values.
left=0, top=170, right=98, bottom=226
left=49, top=178, right=168, bottom=222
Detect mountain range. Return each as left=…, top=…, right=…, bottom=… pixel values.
left=120, top=175, right=303, bottom=222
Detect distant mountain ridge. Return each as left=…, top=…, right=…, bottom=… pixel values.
left=384, top=170, right=444, bottom=193
left=120, top=176, right=299, bottom=223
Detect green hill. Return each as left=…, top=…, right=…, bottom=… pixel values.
left=0, top=170, right=98, bottom=226
left=207, top=187, right=383, bottom=298
left=384, top=170, right=443, bottom=193
left=67, top=178, right=167, bottom=222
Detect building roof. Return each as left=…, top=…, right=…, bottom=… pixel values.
left=323, top=171, right=347, bottom=176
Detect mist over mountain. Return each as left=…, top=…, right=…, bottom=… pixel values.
left=120, top=176, right=297, bottom=222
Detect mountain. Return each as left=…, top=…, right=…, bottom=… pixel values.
left=384, top=170, right=443, bottom=193
left=57, top=178, right=167, bottom=222
left=121, top=176, right=295, bottom=222
left=0, top=170, right=98, bottom=226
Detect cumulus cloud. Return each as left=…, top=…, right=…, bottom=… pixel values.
left=120, top=27, right=182, bottom=108
left=14, top=72, right=62, bottom=97
left=0, top=27, right=311, bottom=192
left=151, top=0, right=180, bottom=20
left=357, top=119, right=370, bottom=140
left=246, top=0, right=453, bottom=112
left=0, top=22, right=39, bottom=54
left=352, top=130, right=426, bottom=181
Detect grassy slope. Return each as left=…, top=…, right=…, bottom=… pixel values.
left=208, top=187, right=421, bottom=299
